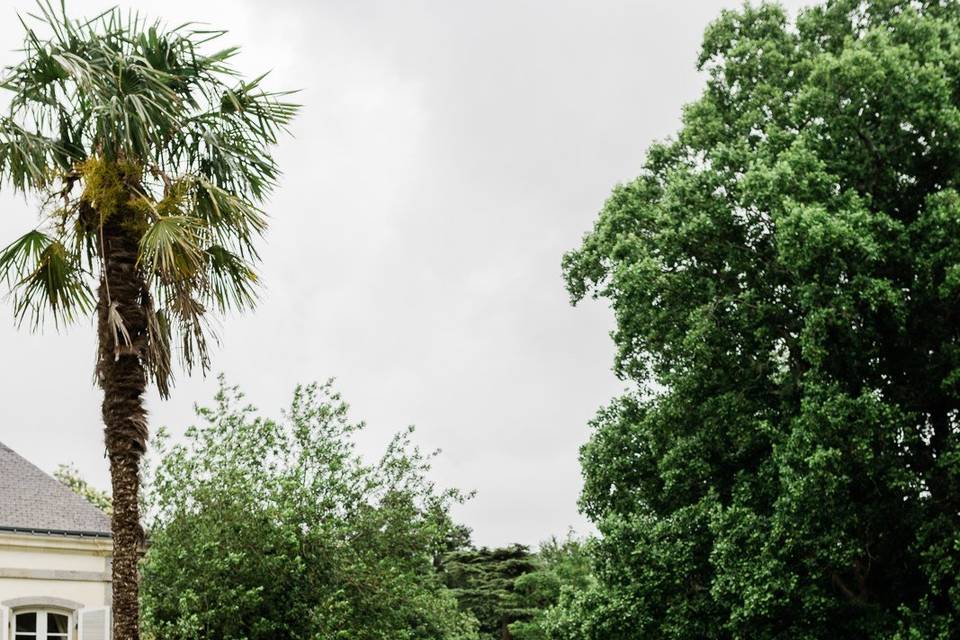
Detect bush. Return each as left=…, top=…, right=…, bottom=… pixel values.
left=141, top=379, right=479, bottom=640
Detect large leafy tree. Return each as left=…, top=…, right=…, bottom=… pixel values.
left=142, top=380, right=479, bottom=640
left=561, top=1, right=960, bottom=638
left=0, top=4, right=296, bottom=638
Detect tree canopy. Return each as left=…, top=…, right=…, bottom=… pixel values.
left=560, top=1, right=960, bottom=638
left=439, top=545, right=540, bottom=639
left=437, top=535, right=594, bottom=640
left=141, top=380, right=479, bottom=640
left=508, top=535, right=595, bottom=640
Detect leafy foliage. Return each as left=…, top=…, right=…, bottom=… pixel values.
left=508, top=535, right=595, bottom=640
left=0, top=1, right=297, bottom=395
left=559, top=1, right=960, bottom=638
left=438, top=535, right=595, bottom=640
left=141, top=379, right=479, bottom=640
left=440, top=545, right=540, bottom=640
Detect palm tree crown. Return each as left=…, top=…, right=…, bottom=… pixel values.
left=0, top=1, right=297, bottom=396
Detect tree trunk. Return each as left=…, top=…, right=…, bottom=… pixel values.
left=96, top=213, right=149, bottom=640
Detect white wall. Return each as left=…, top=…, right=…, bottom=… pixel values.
left=0, top=532, right=111, bottom=610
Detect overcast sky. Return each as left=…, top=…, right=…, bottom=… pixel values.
left=0, top=0, right=809, bottom=547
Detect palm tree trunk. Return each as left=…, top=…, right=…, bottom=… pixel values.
left=96, top=215, right=149, bottom=640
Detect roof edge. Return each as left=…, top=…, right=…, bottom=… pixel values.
left=0, top=525, right=112, bottom=539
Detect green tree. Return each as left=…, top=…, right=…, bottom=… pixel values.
left=55, top=463, right=113, bottom=515
left=507, top=534, right=595, bottom=640
left=440, top=545, right=540, bottom=640
left=560, top=1, right=960, bottom=638
left=0, top=5, right=296, bottom=638
left=141, top=379, right=479, bottom=640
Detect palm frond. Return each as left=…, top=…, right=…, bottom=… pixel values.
left=0, top=229, right=93, bottom=328
left=164, top=283, right=212, bottom=375
left=190, top=177, right=266, bottom=252
left=0, top=120, right=61, bottom=191
left=107, top=299, right=132, bottom=349
left=205, top=244, right=258, bottom=312
left=144, top=294, right=172, bottom=398
left=139, top=215, right=204, bottom=283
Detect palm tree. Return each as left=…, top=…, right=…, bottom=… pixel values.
left=0, top=4, right=297, bottom=638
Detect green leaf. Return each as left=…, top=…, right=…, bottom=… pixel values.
left=139, top=215, right=204, bottom=283
left=0, top=229, right=93, bottom=328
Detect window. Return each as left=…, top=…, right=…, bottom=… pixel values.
left=13, top=611, right=71, bottom=640
left=46, top=613, right=69, bottom=640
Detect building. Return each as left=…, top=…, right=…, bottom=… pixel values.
left=0, top=441, right=112, bottom=640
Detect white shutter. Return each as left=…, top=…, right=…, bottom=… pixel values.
left=0, top=606, right=9, bottom=640
left=78, top=607, right=111, bottom=640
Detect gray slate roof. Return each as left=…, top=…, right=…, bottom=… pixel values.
left=0, top=441, right=111, bottom=537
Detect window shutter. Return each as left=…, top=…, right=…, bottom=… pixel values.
left=78, top=608, right=111, bottom=640
left=0, top=606, right=9, bottom=640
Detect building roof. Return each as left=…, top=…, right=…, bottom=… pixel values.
left=0, top=441, right=111, bottom=537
